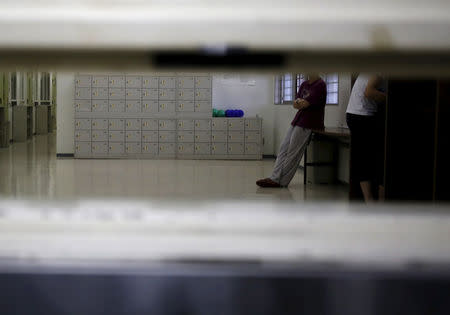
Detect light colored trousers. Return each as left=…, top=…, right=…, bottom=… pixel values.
left=270, top=126, right=312, bottom=187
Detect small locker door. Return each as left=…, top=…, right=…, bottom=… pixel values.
left=178, top=143, right=195, bottom=155
left=211, top=143, right=228, bottom=155
left=245, top=118, right=261, bottom=131
left=159, top=77, right=176, bottom=89
left=92, top=88, right=108, bottom=99
left=177, top=89, right=195, bottom=100
left=228, top=131, right=244, bottom=143
left=159, top=143, right=176, bottom=155
left=109, top=88, right=125, bottom=100
left=91, top=119, right=108, bottom=130
left=92, top=75, right=108, bottom=87
left=75, top=130, right=91, bottom=142
left=109, top=131, right=125, bottom=142
left=75, top=119, right=91, bottom=130
left=125, top=119, right=141, bottom=131
left=109, top=142, right=125, bottom=155
left=212, top=131, right=227, bottom=143
left=126, top=88, right=141, bottom=100
left=177, top=131, right=194, bottom=143
left=75, top=100, right=91, bottom=112
left=75, top=75, right=91, bottom=88
left=195, top=89, right=211, bottom=101
left=195, top=76, right=211, bottom=88
left=109, top=100, right=125, bottom=112
left=142, top=119, right=159, bottom=131
left=194, top=119, right=211, bottom=131
left=159, top=131, right=176, bottom=143
left=75, top=142, right=91, bottom=155
left=142, top=89, right=159, bottom=100
left=159, top=119, right=176, bottom=131
left=228, top=118, right=245, bottom=131
left=91, top=100, right=108, bottom=112
left=176, top=101, right=195, bottom=112
left=142, top=100, right=158, bottom=113
left=245, top=131, right=261, bottom=143
left=92, top=142, right=108, bottom=155
left=109, top=76, right=125, bottom=88
left=109, top=119, right=125, bottom=130
left=126, top=142, right=141, bottom=154
left=142, top=131, right=159, bottom=142
left=212, top=118, right=228, bottom=130
left=195, top=143, right=211, bottom=155
left=245, top=143, right=261, bottom=155
left=142, top=76, right=159, bottom=88
left=126, top=131, right=141, bottom=142
left=126, top=100, right=141, bottom=113
left=75, top=87, right=91, bottom=100
left=158, top=101, right=175, bottom=113
left=194, top=101, right=211, bottom=113
left=228, top=143, right=244, bottom=155
left=159, top=89, right=176, bottom=100
left=142, top=143, right=159, bottom=154
left=177, top=119, right=195, bottom=131
left=91, top=130, right=108, bottom=142
left=195, top=131, right=211, bottom=143
left=126, top=76, right=142, bottom=88
left=177, top=76, right=194, bottom=89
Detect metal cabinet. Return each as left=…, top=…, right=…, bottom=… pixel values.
left=109, top=142, right=125, bottom=155
left=126, top=119, right=141, bottom=130
left=75, top=87, right=91, bottom=100
left=228, top=131, right=244, bottom=143
left=109, top=131, right=125, bottom=142
left=158, top=101, right=175, bottom=113
left=142, top=89, right=159, bottom=100
left=245, top=131, right=261, bottom=143
left=228, top=118, right=245, bottom=131
left=92, top=100, right=108, bottom=112
left=75, top=119, right=91, bottom=130
left=159, top=131, right=176, bottom=143
left=178, top=131, right=194, bottom=143
left=194, top=101, right=211, bottom=113
left=142, top=119, right=159, bottom=131
left=126, top=142, right=141, bottom=154
left=195, top=143, right=211, bottom=155
left=159, top=143, right=176, bottom=155
left=211, top=143, right=227, bottom=155
left=75, top=75, right=91, bottom=88
left=245, top=143, right=261, bottom=155
left=75, top=100, right=91, bottom=112
left=109, top=100, right=125, bottom=112
left=142, top=100, right=158, bottom=113
left=109, top=76, right=125, bottom=88
left=142, top=143, right=159, bottom=154
left=91, top=130, right=108, bottom=141
left=109, top=119, right=125, bottom=130
left=126, top=131, right=141, bottom=142
left=92, top=142, right=108, bottom=155
left=177, top=76, right=194, bottom=89
left=159, top=119, right=176, bottom=130
left=126, top=88, right=141, bottom=100
left=159, top=89, right=176, bottom=100
left=75, top=142, right=91, bottom=155
left=195, top=76, right=211, bottom=88
left=176, top=101, right=195, bottom=112
left=195, top=89, right=211, bottom=100
left=142, top=76, right=159, bottom=88
left=126, top=100, right=141, bottom=113
left=92, top=76, right=108, bottom=87
left=195, top=119, right=211, bottom=131
left=178, top=143, right=194, bottom=155
left=177, top=89, right=194, bottom=100
left=159, top=77, right=175, bottom=89
left=228, top=143, right=244, bottom=155
left=142, top=131, right=158, bottom=142
left=177, top=119, right=195, bottom=130
left=195, top=131, right=211, bottom=143
left=212, top=118, right=228, bottom=130
left=91, top=119, right=108, bottom=130
left=92, top=88, right=108, bottom=99
left=109, top=88, right=125, bottom=100
left=75, top=130, right=91, bottom=142
left=212, top=131, right=227, bottom=142
left=126, top=76, right=142, bottom=88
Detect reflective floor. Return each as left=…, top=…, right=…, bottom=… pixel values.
left=0, top=134, right=348, bottom=201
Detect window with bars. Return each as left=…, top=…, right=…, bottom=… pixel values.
left=274, top=73, right=339, bottom=105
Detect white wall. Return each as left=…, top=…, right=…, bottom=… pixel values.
left=56, top=72, right=75, bottom=154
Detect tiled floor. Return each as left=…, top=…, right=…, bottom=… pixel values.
left=0, top=134, right=349, bottom=201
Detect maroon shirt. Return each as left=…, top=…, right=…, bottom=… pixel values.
left=291, top=78, right=327, bottom=130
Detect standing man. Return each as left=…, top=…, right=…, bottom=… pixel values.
left=257, top=74, right=327, bottom=188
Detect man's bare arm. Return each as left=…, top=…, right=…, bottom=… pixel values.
left=364, top=76, right=386, bottom=103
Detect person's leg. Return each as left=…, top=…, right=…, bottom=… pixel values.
left=269, top=126, right=295, bottom=183
left=360, top=181, right=374, bottom=202
left=276, top=126, right=312, bottom=187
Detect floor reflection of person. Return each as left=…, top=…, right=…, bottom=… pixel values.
left=257, top=74, right=327, bottom=188
left=346, top=74, right=387, bottom=202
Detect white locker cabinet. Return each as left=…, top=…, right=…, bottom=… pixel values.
left=92, top=76, right=108, bottom=87
left=195, top=119, right=211, bottom=131
left=177, top=89, right=195, bottom=100
left=91, top=88, right=108, bottom=99
left=142, top=89, right=159, bottom=100
left=91, top=130, right=108, bottom=141
left=126, top=88, right=141, bottom=100
left=228, top=131, right=244, bottom=143
left=245, top=131, right=261, bottom=143
left=194, top=101, right=211, bottom=113
left=109, top=88, right=126, bottom=100
left=109, top=100, right=125, bottom=112
left=75, top=119, right=91, bottom=130
left=126, top=119, right=141, bottom=130
left=109, top=142, right=125, bottom=155
left=126, top=76, right=142, bottom=88
left=177, top=119, right=195, bottom=131
left=142, top=131, right=158, bottom=142
left=159, top=89, right=176, bottom=101
left=75, top=100, right=91, bottom=112
left=75, top=142, right=91, bottom=155
left=159, top=143, right=176, bottom=155
left=142, top=143, right=159, bottom=154
left=159, top=77, right=176, bottom=89
left=211, top=143, right=227, bottom=155
left=177, top=77, right=194, bottom=89
left=178, top=143, right=195, bottom=155
left=92, top=119, right=108, bottom=130
left=109, top=76, right=125, bottom=88
left=159, top=119, right=176, bottom=131
left=142, top=76, right=159, bottom=88
left=228, top=118, right=245, bottom=131
left=126, top=142, right=141, bottom=154
left=195, top=76, right=211, bottom=89
left=245, top=143, right=261, bottom=155
left=228, top=143, right=245, bottom=155
left=109, top=131, right=125, bottom=142
left=158, top=101, right=176, bottom=113
left=159, top=131, right=176, bottom=143
left=109, top=119, right=125, bottom=130
left=126, top=131, right=141, bottom=142
left=92, top=100, right=108, bottom=112
left=177, top=101, right=195, bottom=112
left=142, top=100, right=159, bottom=113
left=177, top=131, right=194, bottom=143
left=212, top=118, right=228, bottom=130
left=245, top=118, right=261, bottom=131
left=75, top=87, right=91, bottom=100
left=126, top=100, right=141, bottom=113
left=142, top=119, right=159, bottom=131
left=195, top=89, right=211, bottom=101
left=92, top=142, right=108, bottom=155
left=195, top=131, right=211, bottom=143
left=75, top=75, right=91, bottom=88
left=212, top=131, right=227, bottom=143
left=75, top=130, right=91, bottom=142
left=195, top=143, right=211, bottom=155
